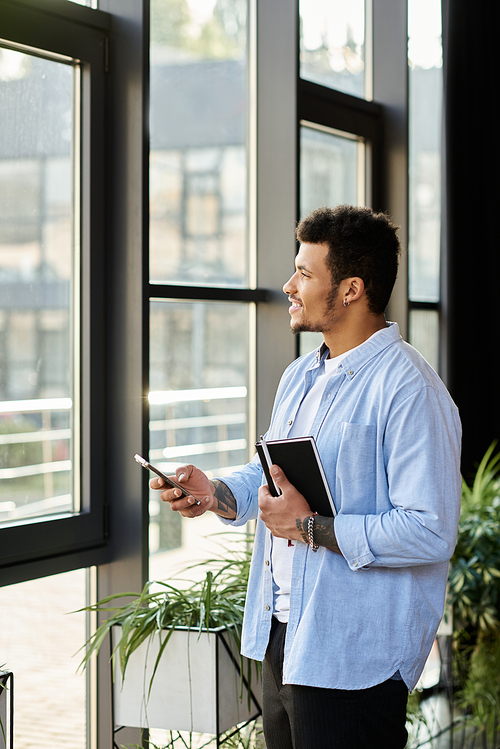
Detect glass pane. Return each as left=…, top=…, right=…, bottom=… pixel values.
left=149, top=300, right=249, bottom=580
left=300, top=0, right=366, bottom=98
left=408, top=0, right=443, bottom=302
left=0, top=47, right=79, bottom=524
left=409, top=309, right=439, bottom=372
left=300, top=124, right=362, bottom=217
left=299, top=123, right=364, bottom=355
left=150, top=0, right=248, bottom=287
left=0, top=569, right=87, bottom=748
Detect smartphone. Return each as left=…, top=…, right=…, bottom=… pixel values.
left=134, top=454, right=201, bottom=505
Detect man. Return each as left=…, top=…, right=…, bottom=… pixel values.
left=152, top=205, right=462, bottom=749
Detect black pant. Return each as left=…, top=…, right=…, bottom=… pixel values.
left=262, top=618, right=409, bottom=749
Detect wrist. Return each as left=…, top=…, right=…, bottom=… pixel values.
left=211, top=479, right=237, bottom=519
left=307, top=513, right=319, bottom=552
left=309, top=514, right=342, bottom=555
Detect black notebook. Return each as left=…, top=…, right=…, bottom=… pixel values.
left=255, top=436, right=336, bottom=517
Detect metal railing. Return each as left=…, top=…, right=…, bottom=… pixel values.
left=0, top=398, right=73, bottom=522
left=0, top=387, right=248, bottom=523
left=148, top=386, right=248, bottom=471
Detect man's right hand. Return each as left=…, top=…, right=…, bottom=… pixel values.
left=150, top=464, right=215, bottom=518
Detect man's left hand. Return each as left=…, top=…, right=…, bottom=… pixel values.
left=258, top=464, right=312, bottom=544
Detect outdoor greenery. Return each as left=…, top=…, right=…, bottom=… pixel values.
left=151, top=0, right=246, bottom=61
left=448, top=441, right=500, bottom=742
left=0, top=416, right=39, bottom=470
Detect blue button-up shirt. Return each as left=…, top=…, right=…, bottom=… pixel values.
left=220, top=322, right=462, bottom=691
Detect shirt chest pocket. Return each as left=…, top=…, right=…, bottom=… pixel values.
left=335, top=423, right=377, bottom=514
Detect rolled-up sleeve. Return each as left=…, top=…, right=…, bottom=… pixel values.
left=335, top=386, right=462, bottom=569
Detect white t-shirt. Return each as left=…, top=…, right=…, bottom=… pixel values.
left=272, top=352, right=348, bottom=622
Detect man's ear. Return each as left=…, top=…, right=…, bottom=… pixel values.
left=342, top=277, right=365, bottom=305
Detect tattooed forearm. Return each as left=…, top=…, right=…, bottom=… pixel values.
left=211, top=479, right=237, bottom=519
left=296, top=515, right=342, bottom=554
left=295, top=518, right=309, bottom=545
left=314, top=516, right=342, bottom=554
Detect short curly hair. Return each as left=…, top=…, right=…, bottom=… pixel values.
left=296, top=205, right=401, bottom=315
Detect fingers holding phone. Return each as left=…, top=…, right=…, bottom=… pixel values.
left=155, top=473, right=204, bottom=517
left=135, top=456, right=215, bottom=517
left=159, top=466, right=215, bottom=517
left=156, top=478, right=200, bottom=512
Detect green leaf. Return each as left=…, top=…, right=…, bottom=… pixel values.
left=74, top=532, right=254, bottom=701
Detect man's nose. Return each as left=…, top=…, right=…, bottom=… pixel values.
left=283, top=271, right=297, bottom=295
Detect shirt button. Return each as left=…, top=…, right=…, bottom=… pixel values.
left=288, top=420, right=293, bottom=426
left=353, top=562, right=358, bottom=568
left=265, top=605, right=270, bottom=611
left=265, top=560, right=270, bottom=566
left=348, top=370, right=354, bottom=375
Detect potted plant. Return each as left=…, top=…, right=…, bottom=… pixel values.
left=78, top=534, right=261, bottom=739
left=447, top=441, right=500, bottom=743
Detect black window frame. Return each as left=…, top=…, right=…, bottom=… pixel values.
left=0, top=0, right=111, bottom=582
left=296, top=79, right=384, bottom=359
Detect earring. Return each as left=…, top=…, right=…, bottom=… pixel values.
left=343, top=298, right=350, bottom=307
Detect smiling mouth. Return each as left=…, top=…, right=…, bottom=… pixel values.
left=288, top=297, right=302, bottom=314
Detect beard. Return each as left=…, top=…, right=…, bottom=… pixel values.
left=290, top=282, right=340, bottom=335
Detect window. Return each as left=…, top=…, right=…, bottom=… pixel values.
left=300, top=0, right=368, bottom=99
left=407, top=0, right=443, bottom=370
left=297, top=0, right=382, bottom=356
left=148, top=0, right=260, bottom=581
left=300, top=123, right=364, bottom=215
left=0, top=0, right=109, bottom=575
left=299, top=123, right=366, bottom=355
left=149, top=0, right=248, bottom=288
left=0, top=46, right=79, bottom=525
left=149, top=300, right=250, bottom=576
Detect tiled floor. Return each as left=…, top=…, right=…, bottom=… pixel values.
left=0, top=570, right=86, bottom=748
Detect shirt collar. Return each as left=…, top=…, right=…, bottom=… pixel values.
left=315, top=341, right=330, bottom=363
left=313, top=322, right=402, bottom=376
